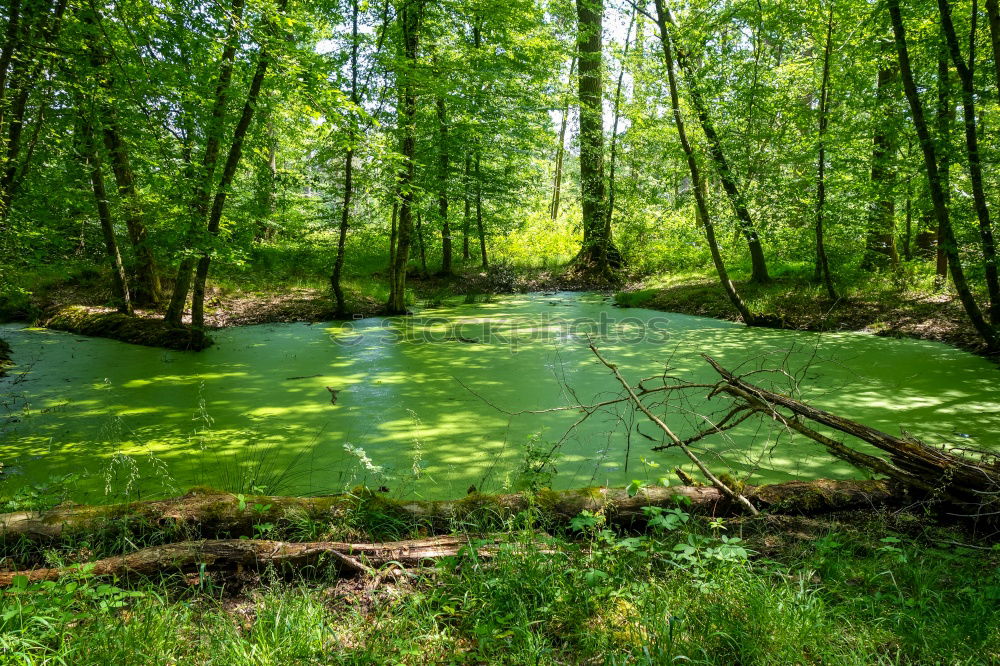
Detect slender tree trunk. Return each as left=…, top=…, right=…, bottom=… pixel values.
left=935, top=34, right=952, bottom=284
left=988, top=0, right=1000, bottom=84
left=653, top=0, right=757, bottom=325
left=190, top=0, right=287, bottom=330
left=164, top=0, right=246, bottom=327
left=80, top=4, right=162, bottom=306
left=475, top=151, right=487, bottom=269
left=904, top=174, right=913, bottom=261
left=815, top=7, right=837, bottom=300
left=462, top=152, right=471, bottom=261
left=332, top=0, right=359, bottom=318
left=101, top=120, right=162, bottom=307
left=862, top=40, right=900, bottom=270
left=606, top=10, right=635, bottom=240
left=387, top=0, right=424, bottom=314
left=939, top=0, right=1000, bottom=325
left=887, top=0, right=998, bottom=350
left=388, top=198, right=398, bottom=272
left=437, top=92, right=451, bottom=275
left=658, top=6, right=769, bottom=284
left=416, top=210, right=428, bottom=276
left=81, top=116, right=131, bottom=316
left=550, top=57, right=575, bottom=221
left=575, top=0, right=614, bottom=274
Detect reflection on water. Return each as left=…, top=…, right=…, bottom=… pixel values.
left=2, top=292, right=999, bottom=503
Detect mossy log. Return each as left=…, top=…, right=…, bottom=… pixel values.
left=0, top=535, right=522, bottom=586
left=43, top=305, right=212, bottom=351
left=0, top=480, right=899, bottom=543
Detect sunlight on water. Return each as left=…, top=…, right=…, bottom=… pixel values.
left=2, top=292, right=999, bottom=503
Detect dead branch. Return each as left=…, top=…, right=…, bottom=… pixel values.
left=588, top=341, right=760, bottom=516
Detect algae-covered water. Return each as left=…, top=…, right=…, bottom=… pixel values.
left=1, top=292, right=999, bottom=503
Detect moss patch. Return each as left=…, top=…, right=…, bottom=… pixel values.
left=44, top=306, right=213, bottom=351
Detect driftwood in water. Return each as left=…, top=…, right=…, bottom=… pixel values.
left=0, top=535, right=520, bottom=586
left=703, top=355, right=1000, bottom=518
left=0, top=480, right=898, bottom=543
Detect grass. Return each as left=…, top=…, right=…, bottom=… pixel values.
left=1, top=492, right=998, bottom=665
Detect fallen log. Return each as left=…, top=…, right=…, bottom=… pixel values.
left=0, top=535, right=522, bottom=586
left=0, top=480, right=899, bottom=544
left=43, top=305, right=212, bottom=351
left=703, top=355, right=1000, bottom=517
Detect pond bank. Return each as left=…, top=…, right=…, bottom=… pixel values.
left=612, top=272, right=994, bottom=359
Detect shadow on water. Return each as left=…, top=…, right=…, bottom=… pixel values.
left=1, top=292, right=998, bottom=503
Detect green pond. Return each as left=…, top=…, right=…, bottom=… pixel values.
left=1, top=292, right=999, bottom=504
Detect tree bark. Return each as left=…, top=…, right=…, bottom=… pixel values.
left=475, top=151, right=487, bottom=268
left=887, top=0, right=999, bottom=351
left=652, top=0, right=760, bottom=326
left=658, top=6, right=769, bottom=284
left=332, top=0, right=360, bottom=318
left=815, top=7, right=837, bottom=300
left=862, top=40, right=900, bottom=271
left=387, top=0, right=423, bottom=314
left=575, top=0, right=615, bottom=274
left=462, top=152, right=471, bottom=260
left=935, top=31, right=952, bottom=283
left=606, top=11, right=634, bottom=237
left=164, top=0, right=246, bottom=327
left=551, top=57, right=576, bottom=221
left=190, top=0, right=288, bottom=330
left=81, top=116, right=132, bottom=316
left=939, top=0, right=1000, bottom=325
left=437, top=90, right=451, bottom=275
left=0, top=480, right=898, bottom=544
left=0, top=536, right=523, bottom=586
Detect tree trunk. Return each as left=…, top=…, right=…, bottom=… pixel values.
left=81, top=116, right=132, bottom=316
left=658, top=7, right=769, bottom=284
left=935, top=31, right=952, bottom=284
left=387, top=0, right=423, bottom=314
left=81, top=4, right=162, bottom=307
left=815, top=7, right=837, bottom=300
left=437, top=92, right=451, bottom=275
left=887, top=0, right=999, bottom=350
left=190, top=0, right=287, bottom=330
left=101, top=120, right=163, bottom=307
left=939, top=0, right=1000, bottom=325
left=575, top=0, right=614, bottom=274
left=0, top=480, right=898, bottom=544
left=652, top=0, right=760, bottom=326
left=331, top=0, right=359, bottom=319
left=164, top=0, right=246, bottom=328
left=0, top=536, right=524, bottom=586
left=606, top=11, right=634, bottom=239
left=862, top=42, right=900, bottom=271
left=550, top=57, right=575, bottom=221
left=462, top=152, right=471, bottom=260
left=475, top=151, right=487, bottom=269
left=416, top=210, right=428, bottom=276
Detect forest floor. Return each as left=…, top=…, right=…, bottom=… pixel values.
left=1, top=493, right=998, bottom=664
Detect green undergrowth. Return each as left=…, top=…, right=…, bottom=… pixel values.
left=1, top=489, right=998, bottom=665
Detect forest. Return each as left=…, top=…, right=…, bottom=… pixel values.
left=1, top=0, right=1000, bottom=663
